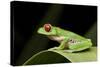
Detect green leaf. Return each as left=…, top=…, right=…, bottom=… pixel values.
left=23, top=47, right=97, bottom=65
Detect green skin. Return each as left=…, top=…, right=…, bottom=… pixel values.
left=37, top=26, right=92, bottom=52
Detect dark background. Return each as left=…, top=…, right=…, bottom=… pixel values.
left=11, top=1, right=97, bottom=66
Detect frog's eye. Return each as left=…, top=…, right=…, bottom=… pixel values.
left=44, top=23, right=51, bottom=32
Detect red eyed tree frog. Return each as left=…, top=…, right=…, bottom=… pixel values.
left=37, top=23, right=92, bottom=52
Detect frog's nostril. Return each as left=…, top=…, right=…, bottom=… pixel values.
left=44, top=23, right=51, bottom=32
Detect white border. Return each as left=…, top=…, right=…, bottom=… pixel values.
left=0, top=0, right=99, bottom=67
left=16, top=0, right=98, bottom=6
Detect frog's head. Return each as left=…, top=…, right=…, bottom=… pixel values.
left=37, top=24, right=57, bottom=35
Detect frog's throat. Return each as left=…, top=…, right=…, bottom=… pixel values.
left=47, top=35, right=65, bottom=43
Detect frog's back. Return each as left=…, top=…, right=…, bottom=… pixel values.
left=55, top=27, right=86, bottom=41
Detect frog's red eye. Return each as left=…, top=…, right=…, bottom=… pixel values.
left=44, top=24, right=51, bottom=32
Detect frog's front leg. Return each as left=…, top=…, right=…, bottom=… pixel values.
left=48, top=38, right=68, bottom=50
left=57, top=38, right=69, bottom=50
left=64, top=39, right=92, bottom=52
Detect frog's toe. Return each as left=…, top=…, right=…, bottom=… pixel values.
left=48, top=47, right=58, bottom=50
left=63, top=50, right=75, bottom=53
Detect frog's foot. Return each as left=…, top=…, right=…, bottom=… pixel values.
left=63, top=48, right=90, bottom=53
left=48, top=47, right=58, bottom=50
left=63, top=50, right=77, bottom=53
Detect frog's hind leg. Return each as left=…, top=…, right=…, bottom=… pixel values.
left=64, top=39, right=92, bottom=53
